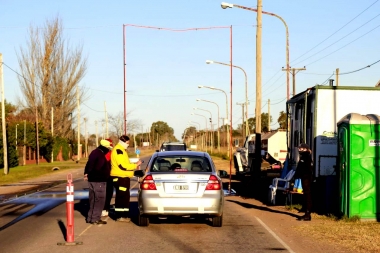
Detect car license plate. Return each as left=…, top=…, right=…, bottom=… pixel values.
left=173, top=185, right=189, bottom=190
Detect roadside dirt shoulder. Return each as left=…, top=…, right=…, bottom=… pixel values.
left=227, top=196, right=357, bottom=253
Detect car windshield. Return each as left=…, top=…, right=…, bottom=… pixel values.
left=151, top=155, right=212, bottom=172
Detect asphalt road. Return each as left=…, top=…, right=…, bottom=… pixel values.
left=0, top=175, right=298, bottom=253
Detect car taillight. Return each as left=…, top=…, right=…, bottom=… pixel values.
left=205, top=175, right=221, bottom=190
left=141, top=175, right=157, bottom=190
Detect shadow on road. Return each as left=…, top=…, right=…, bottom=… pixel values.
left=57, top=219, right=67, bottom=241
left=227, top=199, right=299, bottom=219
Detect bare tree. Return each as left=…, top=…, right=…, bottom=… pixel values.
left=105, top=111, right=141, bottom=137
left=16, top=16, right=88, bottom=138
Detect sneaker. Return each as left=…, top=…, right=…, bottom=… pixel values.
left=91, top=220, right=107, bottom=225
left=101, top=210, right=109, bottom=217
left=116, top=217, right=131, bottom=222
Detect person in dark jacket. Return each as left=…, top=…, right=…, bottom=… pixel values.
left=295, top=143, right=313, bottom=221
left=84, top=139, right=113, bottom=225
left=102, top=138, right=114, bottom=217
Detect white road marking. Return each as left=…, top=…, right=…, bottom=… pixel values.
left=255, top=217, right=296, bottom=253
left=77, top=217, right=109, bottom=237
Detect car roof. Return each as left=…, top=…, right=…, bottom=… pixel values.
left=161, top=142, right=186, bottom=145
left=155, top=150, right=208, bottom=157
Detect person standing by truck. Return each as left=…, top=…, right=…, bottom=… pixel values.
left=295, top=143, right=313, bottom=221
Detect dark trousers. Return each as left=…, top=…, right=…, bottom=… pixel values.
left=104, top=177, right=114, bottom=211
left=112, top=177, right=131, bottom=218
left=301, top=175, right=313, bottom=212
left=87, top=182, right=106, bottom=223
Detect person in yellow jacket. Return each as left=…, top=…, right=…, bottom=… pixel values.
left=110, top=135, right=142, bottom=222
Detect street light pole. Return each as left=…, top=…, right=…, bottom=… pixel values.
left=196, top=99, right=220, bottom=152
left=194, top=107, right=213, bottom=153
left=191, top=113, right=208, bottom=153
left=221, top=2, right=290, bottom=100
left=198, top=85, right=229, bottom=157
left=206, top=60, right=249, bottom=135
left=189, top=121, right=202, bottom=150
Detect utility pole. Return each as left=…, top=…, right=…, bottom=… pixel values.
left=95, top=121, right=99, bottom=147
left=35, top=82, right=39, bottom=165
left=236, top=102, right=245, bottom=137
left=220, top=117, right=226, bottom=148
left=51, top=107, right=53, bottom=162
left=0, top=54, right=8, bottom=174
left=336, top=68, right=339, bottom=86
left=84, top=117, right=88, bottom=158
left=104, top=101, right=109, bottom=138
left=76, top=85, right=80, bottom=163
left=283, top=66, right=306, bottom=97
left=268, top=99, right=271, bottom=131
left=23, top=120, right=26, bottom=166
left=15, top=124, right=19, bottom=150
left=254, top=0, right=263, bottom=177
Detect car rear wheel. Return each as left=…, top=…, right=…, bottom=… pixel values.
left=138, top=213, right=149, bottom=227
left=212, top=215, right=223, bottom=227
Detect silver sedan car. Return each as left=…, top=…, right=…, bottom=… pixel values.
left=136, top=151, right=224, bottom=227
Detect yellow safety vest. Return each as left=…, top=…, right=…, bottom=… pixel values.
left=110, top=143, right=137, bottom=178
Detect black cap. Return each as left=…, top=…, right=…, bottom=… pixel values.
left=298, top=143, right=310, bottom=149
left=120, top=135, right=130, bottom=142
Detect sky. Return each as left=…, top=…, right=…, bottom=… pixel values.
left=1, top=0, right=380, bottom=140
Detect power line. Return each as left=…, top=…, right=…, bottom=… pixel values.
left=271, top=97, right=287, bottom=105
left=305, top=23, right=380, bottom=66
left=299, top=58, right=380, bottom=76
left=340, top=59, right=380, bottom=75
left=321, top=73, right=335, bottom=85
left=82, top=103, right=104, bottom=113
left=294, top=14, right=380, bottom=66
left=291, top=0, right=379, bottom=64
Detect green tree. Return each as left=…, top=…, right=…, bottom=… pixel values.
left=182, top=126, right=197, bottom=140
left=0, top=124, right=19, bottom=168
left=246, top=113, right=273, bottom=133
left=150, top=121, right=177, bottom=144
left=278, top=111, right=287, bottom=129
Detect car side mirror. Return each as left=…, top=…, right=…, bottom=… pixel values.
left=217, top=170, right=228, bottom=178
left=134, top=170, right=145, bottom=178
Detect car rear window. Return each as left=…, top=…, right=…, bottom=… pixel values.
left=151, top=156, right=212, bottom=172
left=161, top=144, right=186, bottom=151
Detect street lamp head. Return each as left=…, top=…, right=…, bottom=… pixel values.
left=193, top=107, right=197, bottom=110
left=191, top=113, right=195, bottom=115
left=205, top=60, right=214, bottom=64
left=196, top=99, right=201, bottom=101
left=221, top=2, right=233, bottom=9
left=198, top=85, right=203, bottom=88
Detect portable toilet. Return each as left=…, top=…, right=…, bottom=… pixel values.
left=337, top=113, right=380, bottom=219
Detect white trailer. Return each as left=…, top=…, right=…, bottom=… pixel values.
left=287, top=85, right=380, bottom=177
